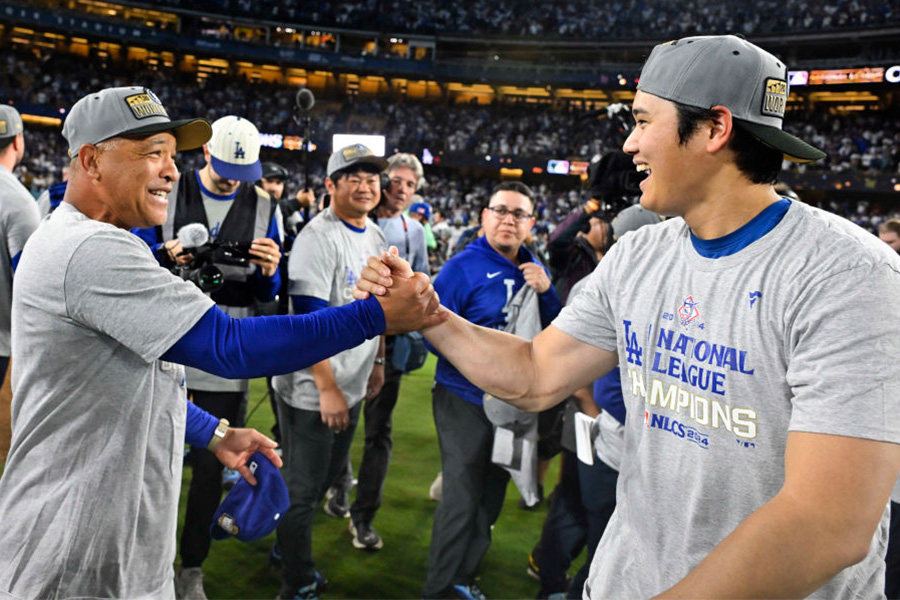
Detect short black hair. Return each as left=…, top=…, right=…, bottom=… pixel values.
left=330, top=162, right=381, bottom=182
left=489, top=181, right=536, bottom=213
left=674, top=103, right=782, bottom=185
left=0, top=136, right=15, bottom=153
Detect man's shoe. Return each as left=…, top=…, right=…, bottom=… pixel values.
left=349, top=519, right=383, bottom=550
left=429, top=472, right=443, bottom=502
left=175, top=567, right=208, bottom=600
left=453, top=583, right=487, bottom=600
left=526, top=551, right=541, bottom=581
left=322, top=485, right=349, bottom=519
left=278, top=571, right=329, bottom=600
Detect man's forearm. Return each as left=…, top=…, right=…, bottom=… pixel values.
left=659, top=432, right=900, bottom=599
left=424, top=315, right=615, bottom=412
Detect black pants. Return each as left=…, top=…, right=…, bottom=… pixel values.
left=179, top=389, right=245, bottom=568
left=276, top=393, right=361, bottom=588
left=350, top=351, right=403, bottom=525
left=423, top=383, right=510, bottom=598
left=887, top=501, right=900, bottom=599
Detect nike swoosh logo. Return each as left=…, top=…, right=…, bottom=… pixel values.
left=486, top=272, right=501, bottom=279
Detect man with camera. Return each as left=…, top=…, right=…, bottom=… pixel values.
left=133, top=114, right=283, bottom=598
left=0, top=87, right=443, bottom=599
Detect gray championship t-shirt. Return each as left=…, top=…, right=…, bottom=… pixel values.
left=0, top=202, right=214, bottom=599
left=553, top=201, right=900, bottom=599
left=0, top=165, right=40, bottom=355
left=273, top=207, right=385, bottom=411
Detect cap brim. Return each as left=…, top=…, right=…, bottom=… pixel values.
left=210, top=155, right=264, bottom=182
left=117, top=118, right=212, bottom=152
left=734, top=119, right=826, bottom=164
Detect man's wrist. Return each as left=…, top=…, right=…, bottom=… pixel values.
left=207, top=418, right=229, bottom=451
left=373, top=356, right=385, bottom=366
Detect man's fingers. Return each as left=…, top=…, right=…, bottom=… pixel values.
left=382, top=251, right=414, bottom=278
left=421, top=309, right=450, bottom=329
left=259, top=445, right=283, bottom=469
left=237, top=464, right=258, bottom=486
left=361, top=265, right=392, bottom=288
left=353, top=288, right=371, bottom=300
left=366, top=255, right=391, bottom=277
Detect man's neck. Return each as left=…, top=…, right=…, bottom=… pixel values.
left=198, top=164, right=217, bottom=193
left=332, top=205, right=367, bottom=229
left=682, top=174, right=782, bottom=240
left=0, top=150, right=17, bottom=174
left=377, top=205, right=402, bottom=219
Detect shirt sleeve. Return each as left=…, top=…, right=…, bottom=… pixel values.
left=287, top=224, right=334, bottom=302
left=552, top=241, right=620, bottom=353
left=786, top=262, right=900, bottom=444
left=6, top=195, right=40, bottom=272
left=64, top=230, right=215, bottom=363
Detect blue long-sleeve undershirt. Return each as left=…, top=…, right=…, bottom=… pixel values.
left=185, top=399, right=220, bottom=448
left=161, top=294, right=385, bottom=380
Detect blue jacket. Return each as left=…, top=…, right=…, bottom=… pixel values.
left=431, top=236, right=561, bottom=405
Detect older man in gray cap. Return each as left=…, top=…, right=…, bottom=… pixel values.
left=0, top=89, right=442, bottom=599
left=0, top=106, right=39, bottom=384
left=358, top=35, right=900, bottom=599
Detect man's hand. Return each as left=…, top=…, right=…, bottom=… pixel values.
left=520, top=262, right=551, bottom=294
left=366, top=362, right=385, bottom=401
left=320, top=387, right=350, bottom=432
left=249, top=237, right=282, bottom=277
left=296, top=189, right=315, bottom=208
left=213, top=428, right=281, bottom=486
left=163, top=239, right=193, bottom=265
left=355, top=248, right=448, bottom=333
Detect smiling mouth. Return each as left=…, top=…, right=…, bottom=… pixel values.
left=636, top=164, right=650, bottom=174
left=150, top=190, right=169, bottom=200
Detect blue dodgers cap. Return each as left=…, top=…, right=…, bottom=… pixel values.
left=210, top=452, right=289, bottom=542
left=207, top=115, right=263, bottom=181
left=409, top=201, right=432, bottom=220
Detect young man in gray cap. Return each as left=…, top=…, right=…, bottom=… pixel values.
left=0, top=88, right=442, bottom=600
left=132, top=114, right=285, bottom=597
left=359, top=35, right=900, bottom=598
left=272, top=143, right=389, bottom=598
left=0, top=105, right=39, bottom=384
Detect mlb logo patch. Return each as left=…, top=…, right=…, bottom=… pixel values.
left=761, top=78, right=787, bottom=118
left=0, top=120, right=6, bottom=136
left=124, top=91, right=168, bottom=120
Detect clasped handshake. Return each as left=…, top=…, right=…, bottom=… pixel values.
left=354, top=248, right=448, bottom=335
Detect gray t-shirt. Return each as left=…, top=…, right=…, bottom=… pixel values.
left=376, top=214, right=429, bottom=274
left=554, top=201, right=900, bottom=599
left=0, top=203, right=213, bottom=599
left=0, top=165, right=40, bottom=355
left=272, top=207, right=385, bottom=411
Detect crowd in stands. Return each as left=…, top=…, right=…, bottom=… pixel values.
left=124, top=0, right=900, bottom=39
left=6, top=45, right=900, bottom=240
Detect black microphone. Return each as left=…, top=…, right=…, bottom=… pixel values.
left=296, top=88, right=315, bottom=113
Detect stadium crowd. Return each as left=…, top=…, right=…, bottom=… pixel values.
left=4, top=26, right=900, bottom=600
left=117, top=0, right=900, bottom=39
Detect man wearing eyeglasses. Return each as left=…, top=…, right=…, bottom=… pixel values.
left=422, top=181, right=562, bottom=599
left=271, top=144, right=388, bottom=599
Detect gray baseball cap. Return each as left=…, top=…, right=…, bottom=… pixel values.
left=326, top=143, right=387, bottom=178
left=0, top=106, right=23, bottom=141
left=611, top=204, right=662, bottom=240
left=638, top=35, right=825, bottom=163
left=62, top=87, right=211, bottom=158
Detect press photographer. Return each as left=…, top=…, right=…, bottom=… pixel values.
left=132, top=114, right=283, bottom=598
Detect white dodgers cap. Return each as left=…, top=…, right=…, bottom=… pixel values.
left=207, top=115, right=262, bottom=181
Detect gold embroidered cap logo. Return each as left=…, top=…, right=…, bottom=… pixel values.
left=762, top=78, right=787, bottom=118
left=124, top=93, right=168, bottom=120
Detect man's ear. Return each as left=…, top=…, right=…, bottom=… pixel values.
left=706, top=105, right=735, bottom=154
left=78, top=145, right=102, bottom=181
left=324, top=176, right=336, bottom=196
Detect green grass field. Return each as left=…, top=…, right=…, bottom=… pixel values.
left=185, top=355, right=577, bottom=599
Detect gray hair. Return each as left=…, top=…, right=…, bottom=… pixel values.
left=385, top=152, right=426, bottom=189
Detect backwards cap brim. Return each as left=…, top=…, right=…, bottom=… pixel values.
left=733, top=120, right=826, bottom=164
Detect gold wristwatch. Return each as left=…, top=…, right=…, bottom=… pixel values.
left=207, top=418, right=229, bottom=451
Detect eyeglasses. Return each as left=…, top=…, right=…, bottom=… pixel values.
left=486, top=205, right=533, bottom=222
left=345, top=175, right=379, bottom=188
